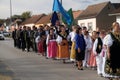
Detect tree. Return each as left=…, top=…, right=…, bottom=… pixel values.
left=0, top=19, right=5, bottom=26
left=21, top=11, right=32, bottom=20
left=12, top=15, right=21, bottom=21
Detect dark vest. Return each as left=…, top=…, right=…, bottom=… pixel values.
left=96, top=37, right=103, bottom=54
left=109, top=32, right=120, bottom=69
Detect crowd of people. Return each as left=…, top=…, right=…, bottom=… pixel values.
left=12, top=21, right=120, bottom=80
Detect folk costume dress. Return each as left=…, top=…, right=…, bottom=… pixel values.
left=75, top=34, right=86, bottom=61
left=36, top=35, right=45, bottom=56
left=103, top=32, right=120, bottom=78
left=56, top=32, right=69, bottom=60
left=46, top=34, right=57, bottom=58
left=93, top=37, right=104, bottom=75
left=69, top=31, right=76, bottom=62
left=88, top=37, right=97, bottom=68
left=83, top=35, right=92, bottom=67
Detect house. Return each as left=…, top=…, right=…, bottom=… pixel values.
left=73, top=10, right=83, bottom=24
left=21, top=14, right=45, bottom=28
left=35, top=14, right=52, bottom=27
left=0, top=25, right=4, bottom=31
left=35, top=10, right=83, bottom=27
left=109, top=7, right=120, bottom=24
left=77, top=1, right=117, bottom=32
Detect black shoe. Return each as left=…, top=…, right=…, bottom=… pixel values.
left=78, top=67, right=83, bottom=70
left=80, top=68, right=83, bottom=70
left=27, top=50, right=30, bottom=52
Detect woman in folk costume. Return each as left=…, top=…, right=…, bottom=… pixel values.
left=56, top=25, right=69, bottom=63
left=88, top=31, right=98, bottom=69
left=36, top=29, right=46, bottom=56
left=83, top=31, right=93, bottom=68
left=103, top=22, right=120, bottom=80
left=46, top=28, right=57, bottom=59
left=75, top=27, right=86, bottom=70
left=92, top=30, right=106, bottom=76
left=69, top=25, right=78, bottom=62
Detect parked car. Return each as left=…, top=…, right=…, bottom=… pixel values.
left=0, top=31, right=5, bottom=40
left=3, top=31, right=10, bottom=37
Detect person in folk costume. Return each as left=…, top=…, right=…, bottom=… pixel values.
left=46, top=28, right=57, bottom=59
left=56, top=25, right=69, bottom=63
left=83, top=31, right=92, bottom=68
left=68, top=25, right=78, bottom=62
left=75, top=27, right=86, bottom=70
left=93, top=30, right=106, bottom=76
left=20, top=26, right=27, bottom=51
left=36, top=28, right=46, bottom=56
left=103, top=22, right=120, bottom=80
left=35, top=27, right=44, bottom=53
left=88, top=31, right=98, bottom=69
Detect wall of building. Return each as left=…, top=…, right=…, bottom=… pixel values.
left=117, top=15, right=120, bottom=24
left=78, top=18, right=96, bottom=32
left=24, top=24, right=35, bottom=29
left=97, top=2, right=116, bottom=31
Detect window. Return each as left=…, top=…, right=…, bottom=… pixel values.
left=80, top=23, right=85, bottom=27
left=88, top=22, right=93, bottom=32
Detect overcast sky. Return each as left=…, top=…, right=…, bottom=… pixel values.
left=0, top=0, right=120, bottom=19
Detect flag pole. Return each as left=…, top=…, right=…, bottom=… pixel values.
left=60, top=0, right=62, bottom=24
left=61, top=0, right=62, bottom=5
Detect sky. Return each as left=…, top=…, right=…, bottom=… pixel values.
left=0, top=0, right=120, bottom=19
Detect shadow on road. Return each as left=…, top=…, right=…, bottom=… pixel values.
left=0, top=60, right=14, bottom=80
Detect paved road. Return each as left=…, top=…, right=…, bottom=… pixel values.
left=0, top=38, right=108, bottom=80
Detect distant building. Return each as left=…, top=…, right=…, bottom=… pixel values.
left=21, top=14, right=45, bottom=29
left=109, top=7, right=120, bottom=24
left=77, top=1, right=120, bottom=32
left=73, top=10, right=83, bottom=24
left=35, top=14, right=52, bottom=27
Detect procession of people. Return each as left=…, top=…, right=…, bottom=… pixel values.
left=12, top=21, right=120, bottom=80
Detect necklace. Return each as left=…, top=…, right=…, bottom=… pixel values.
left=60, top=32, right=67, bottom=38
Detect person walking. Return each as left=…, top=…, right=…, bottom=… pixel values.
left=46, top=28, right=57, bottom=59
left=93, top=30, right=106, bottom=76
left=56, top=25, right=69, bottom=63
left=75, top=27, right=86, bottom=70
left=83, top=31, right=92, bottom=68
left=20, top=26, right=27, bottom=51
left=103, top=22, right=120, bottom=80
left=69, top=25, right=78, bottom=62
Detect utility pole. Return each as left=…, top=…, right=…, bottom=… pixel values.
left=10, top=0, right=12, bottom=27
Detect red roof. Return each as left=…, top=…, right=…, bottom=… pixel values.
left=21, top=14, right=45, bottom=25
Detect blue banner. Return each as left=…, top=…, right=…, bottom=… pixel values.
left=52, top=0, right=71, bottom=25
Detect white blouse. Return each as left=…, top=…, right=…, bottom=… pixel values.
left=68, top=31, right=76, bottom=42
left=103, top=34, right=113, bottom=47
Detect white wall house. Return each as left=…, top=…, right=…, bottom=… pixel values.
left=116, top=15, right=120, bottom=24
left=21, top=14, right=45, bottom=29
left=24, top=24, right=35, bottom=29
left=77, top=1, right=117, bottom=32
left=78, top=18, right=96, bottom=32
left=109, top=8, right=120, bottom=24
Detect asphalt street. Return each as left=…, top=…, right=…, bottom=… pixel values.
left=0, top=38, right=108, bottom=80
